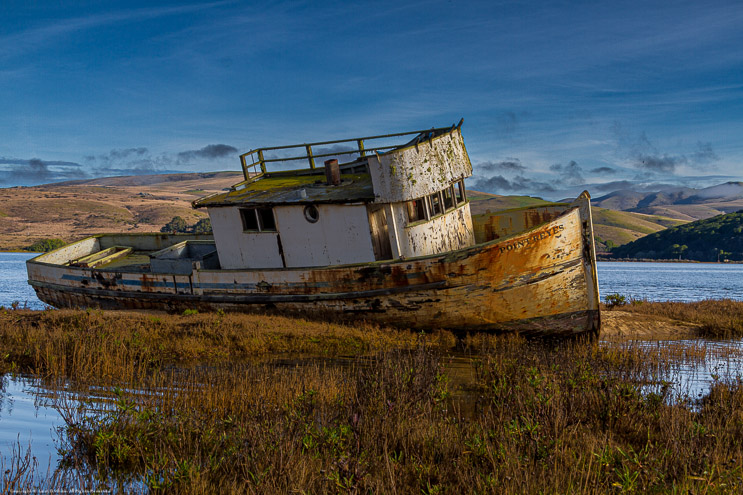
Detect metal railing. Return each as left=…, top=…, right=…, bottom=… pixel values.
left=238, top=120, right=463, bottom=180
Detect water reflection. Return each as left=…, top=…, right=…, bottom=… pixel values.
left=0, top=375, right=62, bottom=484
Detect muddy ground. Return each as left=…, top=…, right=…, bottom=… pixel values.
left=600, top=310, right=702, bottom=340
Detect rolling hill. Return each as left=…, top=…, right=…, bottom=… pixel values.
left=0, top=172, right=242, bottom=251
left=3, top=175, right=740, bottom=253
left=593, top=182, right=743, bottom=221
left=467, top=190, right=686, bottom=251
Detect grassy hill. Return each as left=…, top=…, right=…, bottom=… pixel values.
left=466, top=191, right=687, bottom=251
left=0, top=177, right=700, bottom=253
left=592, top=182, right=743, bottom=222
left=0, top=172, right=242, bottom=251
left=590, top=208, right=686, bottom=250
left=609, top=210, right=743, bottom=261
left=466, top=191, right=552, bottom=214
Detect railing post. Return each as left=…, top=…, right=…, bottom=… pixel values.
left=357, top=139, right=366, bottom=157
left=257, top=150, right=266, bottom=174
left=240, top=155, right=249, bottom=180
left=306, top=145, right=316, bottom=169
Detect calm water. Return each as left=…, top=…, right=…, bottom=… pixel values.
left=0, top=375, right=63, bottom=475
left=597, top=261, right=743, bottom=302
left=0, top=252, right=46, bottom=310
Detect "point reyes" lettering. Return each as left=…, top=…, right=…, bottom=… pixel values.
left=498, top=224, right=565, bottom=253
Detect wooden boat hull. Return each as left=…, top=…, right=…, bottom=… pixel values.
left=27, top=195, right=600, bottom=337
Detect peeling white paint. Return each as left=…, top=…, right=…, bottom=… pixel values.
left=368, top=130, right=472, bottom=203
left=389, top=202, right=476, bottom=258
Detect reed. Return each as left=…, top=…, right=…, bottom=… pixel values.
left=20, top=341, right=743, bottom=491
left=0, top=309, right=456, bottom=378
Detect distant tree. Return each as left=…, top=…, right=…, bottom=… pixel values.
left=670, top=244, right=688, bottom=260
left=679, top=244, right=688, bottom=260
left=192, top=218, right=212, bottom=234
left=610, top=211, right=743, bottom=262
left=26, top=238, right=66, bottom=252
left=161, top=216, right=188, bottom=233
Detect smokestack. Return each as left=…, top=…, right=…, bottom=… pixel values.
left=324, top=159, right=340, bottom=185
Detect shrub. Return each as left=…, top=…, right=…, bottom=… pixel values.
left=160, top=216, right=189, bottom=233
left=604, top=293, right=627, bottom=309
left=25, top=238, right=66, bottom=252
left=192, top=218, right=212, bottom=234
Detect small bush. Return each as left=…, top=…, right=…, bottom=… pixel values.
left=604, top=293, right=627, bottom=309
left=25, top=238, right=66, bottom=252
left=192, top=218, right=212, bottom=234
left=160, top=216, right=189, bottom=233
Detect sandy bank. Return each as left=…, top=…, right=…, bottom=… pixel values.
left=600, top=310, right=702, bottom=341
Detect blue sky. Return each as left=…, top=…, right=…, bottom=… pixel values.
left=1, top=0, right=742, bottom=199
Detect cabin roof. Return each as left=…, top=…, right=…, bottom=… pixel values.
left=193, top=170, right=374, bottom=208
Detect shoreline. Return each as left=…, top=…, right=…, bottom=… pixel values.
left=597, top=257, right=743, bottom=264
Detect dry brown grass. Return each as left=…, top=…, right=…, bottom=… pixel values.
left=0, top=309, right=456, bottom=378
left=0, top=173, right=239, bottom=250
left=3, top=309, right=743, bottom=493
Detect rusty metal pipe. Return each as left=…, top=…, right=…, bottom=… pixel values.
left=324, top=159, right=340, bottom=185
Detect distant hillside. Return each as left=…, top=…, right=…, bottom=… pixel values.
left=591, top=208, right=686, bottom=250
left=467, top=191, right=553, bottom=214
left=3, top=176, right=728, bottom=253
left=593, top=182, right=743, bottom=221
left=467, top=191, right=686, bottom=251
left=0, top=172, right=241, bottom=251
left=609, top=210, right=743, bottom=261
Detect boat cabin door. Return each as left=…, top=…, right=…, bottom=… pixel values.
left=367, top=205, right=393, bottom=261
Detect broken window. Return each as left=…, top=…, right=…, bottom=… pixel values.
left=443, top=186, right=455, bottom=210
left=406, top=198, right=427, bottom=223
left=257, top=208, right=276, bottom=231
left=429, top=192, right=442, bottom=216
left=240, top=207, right=277, bottom=232
left=454, top=180, right=466, bottom=205
left=240, top=208, right=259, bottom=231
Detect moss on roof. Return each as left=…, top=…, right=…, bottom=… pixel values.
left=194, top=170, right=374, bottom=208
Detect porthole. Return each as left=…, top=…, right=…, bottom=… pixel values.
left=304, top=205, right=319, bottom=223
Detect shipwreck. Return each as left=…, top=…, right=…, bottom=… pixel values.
left=27, top=122, right=600, bottom=336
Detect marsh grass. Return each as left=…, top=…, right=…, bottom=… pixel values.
left=3, top=309, right=743, bottom=493
left=0, top=309, right=456, bottom=378
left=51, top=339, right=743, bottom=493
left=605, top=299, right=743, bottom=338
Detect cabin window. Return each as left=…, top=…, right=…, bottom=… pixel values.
left=240, top=209, right=259, bottom=231
left=240, top=207, right=277, bottom=232
left=454, top=180, right=466, bottom=204
left=406, top=198, right=427, bottom=223
left=443, top=187, right=455, bottom=211
left=429, top=192, right=443, bottom=217
left=304, top=205, right=319, bottom=223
